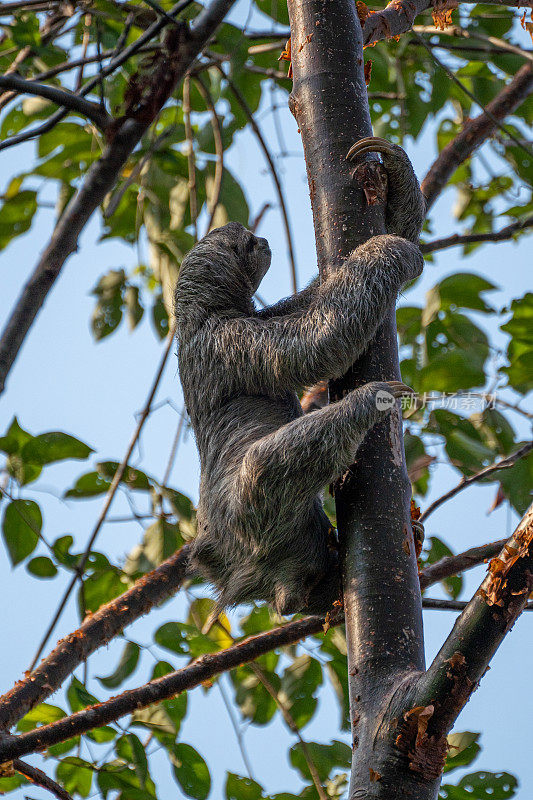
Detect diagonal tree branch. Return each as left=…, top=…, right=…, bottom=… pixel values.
left=0, top=506, right=529, bottom=765
left=0, top=535, right=498, bottom=733
left=420, top=215, right=533, bottom=253
left=0, top=614, right=333, bottom=761
left=0, top=546, right=192, bottom=732
left=0, top=0, right=237, bottom=396
left=362, top=0, right=533, bottom=47
left=0, top=74, right=111, bottom=129
left=0, top=528, right=515, bottom=749
left=419, top=539, right=505, bottom=590
left=12, top=760, right=73, bottom=800
left=420, top=441, right=533, bottom=522
left=421, top=62, right=533, bottom=210
left=404, top=504, right=533, bottom=752
left=421, top=598, right=533, bottom=611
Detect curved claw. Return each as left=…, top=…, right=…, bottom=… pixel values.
left=346, top=136, right=398, bottom=161
left=383, top=380, right=415, bottom=399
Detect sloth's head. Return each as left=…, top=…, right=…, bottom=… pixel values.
left=175, top=222, right=272, bottom=327
left=205, top=222, right=272, bottom=293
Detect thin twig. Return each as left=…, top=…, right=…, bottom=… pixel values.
left=217, top=678, right=255, bottom=779
left=421, top=214, right=533, bottom=253
left=422, top=598, right=533, bottom=611
left=0, top=614, right=335, bottom=761
left=161, top=408, right=186, bottom=487
left=420, top=441, right=533, bottom=523
left=0, top=0, right=238, bottom=396
left=419, top=539, right=506, bottom=590
left=412, top=24, right=533, bottom=64
left=0, top=74, right=110, bottom=130
left=217, top=65, right=298, bottom=292
left=0, top=0, right=193, bottom=152
left=28, top=323, right=178, bottom=671
left=0, top=0, right=60, bottom=11
left=251, top=663, right=328, bottom=800
left=183, top=75, right=198, bottom=241
left=193, top=74, right=224, bottom=235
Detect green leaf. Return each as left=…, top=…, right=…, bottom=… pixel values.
left=97, top=461, right=152, bottom=490
left=91, top=268, right=126, bottom=340
left=498, top=449, right=533, bottom=515
left=82, top=567, right=126, bottom=612
left=2, top=499, right=41, bottom=566
left=116, top=734, right=149, bottom=787
left=67, top=677, right=99, bottom=712
left=231, top=663, right=279, bottom=725
left=501, top=293, right=533, bottom=394
left=289, top=740, right=351, bottom=783
left=423, top=274, right=497, bottom=325
left=0, top=189, right=38, bottom=251
left=279, top=655, right=323, bottom=729
left=444, top=732, right=481, bottom=774
left=18, top=703, right=65, bottom=732
left=154, top=620, right=220, bottom=659
left=171, top=743, right=211, bottom=800
left=56, top=757, right=94, bottom=798
left=52, top=535, right=80, bottom=568
left=0, top=417, right=32, bottom=455
left=97, top=762, right=157, bottom=799
left=97, top=641, right=140, bottom=688
left=152, top=292, right=170, bottom=339
left=422, top=537, right=463, bottom=599
left=226, top=773, right=264, bottom=800
left=125, top=284, right=144, bottom=330
left=161, top=487, right=195, bottom=520
left=441, top=771, right=517, bottom=799
left=87, top=726, right=117, bottom=743
left=125, top=519, right=183, bottom=574
left=65, top=471, right=112, bottom=498
left=21, top=432, right=93, bottom=465
left=27, top=555, right=58, bottom=578
left=429, top=410, right=494, bottom=475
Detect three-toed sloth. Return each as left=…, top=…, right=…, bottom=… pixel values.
left=175, top=138, right=425, bottom=616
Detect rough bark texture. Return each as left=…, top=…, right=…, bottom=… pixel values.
left=286, top=1, right=425, bottom=797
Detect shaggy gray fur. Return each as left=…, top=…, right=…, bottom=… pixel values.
left=175, top=141, right=425, bottom=616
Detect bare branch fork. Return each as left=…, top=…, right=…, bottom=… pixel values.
left=0, top=0, right=238, bottom=396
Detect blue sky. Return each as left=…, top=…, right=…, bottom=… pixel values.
left=0, top=3, right=532, bottom=796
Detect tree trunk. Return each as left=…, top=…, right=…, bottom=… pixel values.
left=286, top=1, right=428, bottom=797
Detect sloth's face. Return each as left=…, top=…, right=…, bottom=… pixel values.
left=244, top=233, right=272, bottom=292
left=208, top=222, right=272, bottom=293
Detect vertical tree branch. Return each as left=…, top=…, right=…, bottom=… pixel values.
left=286, top=2, right=425, bottom=797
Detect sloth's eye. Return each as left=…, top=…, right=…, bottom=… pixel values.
left=244, top=237, right=256, bottom=254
